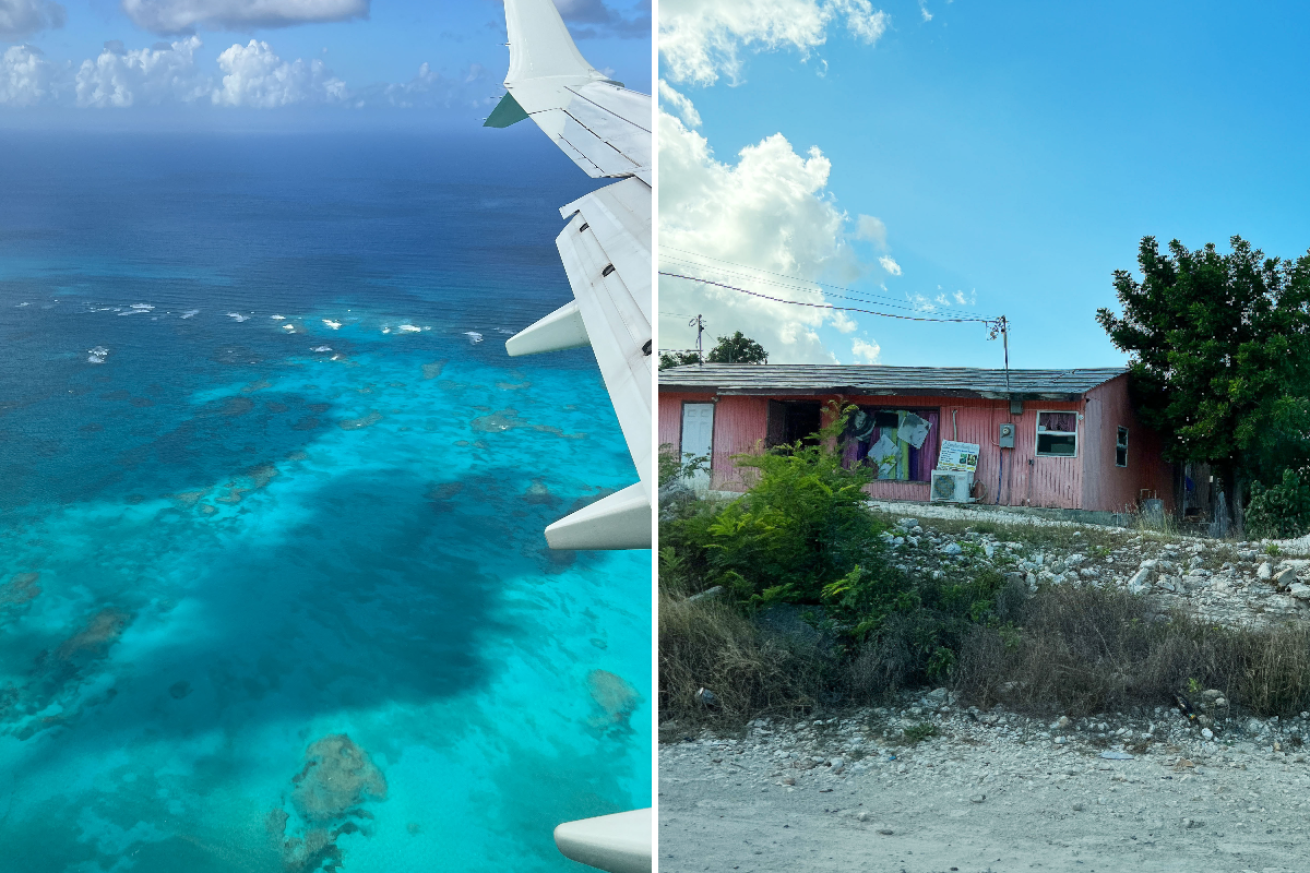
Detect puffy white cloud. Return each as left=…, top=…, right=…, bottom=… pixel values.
left=75, top=36, right=209, bottom=108
left=851, top=337, right=881, bottom=363
left=878, top=254, right=901, bottom=275
left=660, top=107, right=870, bottom=364
left=121, top=0, right=368, bottom=35
left=212, top=39, right=345, bottom=107
left=0, top=0, right=64, bottom=40
left=660, top=0, right=888, bottom=86
left=0, top=43, right=55, bottom=106
left=658, top=78, right=700, bottom=128
left=855, top=214, right=886, bottom=248
left=918, top=0, right=932, bottom=22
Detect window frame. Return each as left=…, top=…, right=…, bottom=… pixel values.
left=1035, top=410, right=1079, bottom=459
left=1115, top=426, right=1129, bottom=468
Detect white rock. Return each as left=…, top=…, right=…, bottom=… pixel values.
left=1258, top=562, right=1273, bottom=581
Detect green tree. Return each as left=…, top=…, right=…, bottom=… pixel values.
left=658, top=350, right=702, bottom=370
left=707, top=331, right=768, bottom=364
left=1095, top=235, right=1310, bottom=531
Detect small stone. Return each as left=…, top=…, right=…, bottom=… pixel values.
left=1201, top=728, right=1214, bottom=740
left=877, top=828, right=894, bottom=835
left=781, top=776, right=796, bottom=786
left=856, top=811, right=869, bottom=822
left=1072, top=802, right=1085, bottom=812
left=1275, top=567, right=1299, bottom=588
left=1182, top=818, right=1203, bottom=829
left=969, top=794, right=986, bottom=803
left=1257, top=562, right=1273, bottom=581
left=941, top=542, right=962, bottom=555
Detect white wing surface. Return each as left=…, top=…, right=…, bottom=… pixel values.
left=491, top=0, right=652, bottom=552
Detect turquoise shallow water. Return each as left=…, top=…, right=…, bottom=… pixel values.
left=0, top=130, right=650, bottom=871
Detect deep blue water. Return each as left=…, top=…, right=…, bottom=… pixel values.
left=0, top=129, right=650, bottom=872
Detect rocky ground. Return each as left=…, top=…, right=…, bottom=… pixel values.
left=661, top=505, right=1310, bottom=872
left=868, top=507, right=1310, bottom=630
left=659, top=692, right=1310, bottom=872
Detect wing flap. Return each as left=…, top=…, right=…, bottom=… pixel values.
left=506, top=299, right=589, bottom=356
left=545, top=483, right=649, bottom=551
left=554, top=808, right=652, bottom=873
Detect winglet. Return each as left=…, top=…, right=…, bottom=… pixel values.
left=545, top=483, right=650, bottom=551
left=504, top=0, right=595, bottom=85
left=484, top=92, right=530, bottom=128
left=554, top=809, right=652, bottom=873
left=506, top=300, right=589, bottom=356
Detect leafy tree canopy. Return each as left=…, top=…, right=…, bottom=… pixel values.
left=658, top=331, right=769, bottom=370
left=1096, top=235, right=1310, bottom=486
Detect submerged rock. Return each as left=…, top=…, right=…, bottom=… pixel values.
left=421, top=360, right=447, bottom=380
left=588, top=670, right=640, bottom=730
left=338, top=411, right=383, bottom=431
left=292, top=734, right=388, bottom=822
left=0, top=572, right=41, bottom=608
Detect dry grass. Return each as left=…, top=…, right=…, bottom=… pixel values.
left=954, top=585, right=1310, bottom=718
left=659, top=589, right=826, bottom=723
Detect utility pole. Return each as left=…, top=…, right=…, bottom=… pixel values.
left=1000, top=315, right=1011, bottom=397
left=690, top=314, right=706, bottom=366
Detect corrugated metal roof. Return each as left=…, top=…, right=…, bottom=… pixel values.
left=658, top=364, right=1128, bottom=401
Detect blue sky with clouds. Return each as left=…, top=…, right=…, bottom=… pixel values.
left=658, top=0, right=1310, bottom=369
left=1, top=0, right=650, bottom=122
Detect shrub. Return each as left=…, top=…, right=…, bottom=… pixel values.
left=1247, top=468, right=1310, bottom=539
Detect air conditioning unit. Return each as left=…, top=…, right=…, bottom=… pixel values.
left=930, top=469, right=974, bottom=503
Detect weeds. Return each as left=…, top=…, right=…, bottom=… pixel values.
left=902, top=722, right=938, bottom=743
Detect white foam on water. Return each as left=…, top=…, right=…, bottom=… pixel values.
left=226, top=313, right=249, bottom=323
left=496, top=328, right=515, bottom=335
left=381, top=327, right=391, bottom=334
left=180, top=310, right=200, bottom=319
left=129, top=304, right=154, bottom=311
left=398, top=324, right=421, bottom=333
left=312, top=346, right=332, bottom=353
left=282, top=324, right=295, bottom=331
left=117, top=309, right=149, bottom=316
left=463, top=331, right=483, bottom=344
left=323, top=319, right=342, bottom=330
left=87, top=346, right=109, bottom=364
left=270, top=315, right=286, bottom=321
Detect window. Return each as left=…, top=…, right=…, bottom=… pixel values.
left=1036, top=411, right=1078, bottom=457
left=842, top=407, right=938, bottom=481
left=1116, top=426, right=1129, bottom=467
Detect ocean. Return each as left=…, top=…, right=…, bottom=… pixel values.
left=0, top=128, right=650, bottom=872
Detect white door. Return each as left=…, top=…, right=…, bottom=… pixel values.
left=680, top=403, right=714, bottom=490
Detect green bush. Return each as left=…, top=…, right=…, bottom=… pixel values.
left=1247, top=468, right=1310, bottom=539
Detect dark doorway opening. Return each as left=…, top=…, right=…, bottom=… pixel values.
left=766, top=401, right=824, bottom=448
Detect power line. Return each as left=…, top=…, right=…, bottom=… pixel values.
left=661, top=256, right=987, bottom=321
left=661, top=245, right=991, bottom=321
left=659, top=271, right=1001, bottom=326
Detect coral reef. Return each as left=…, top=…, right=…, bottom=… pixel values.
left=587, top=670, right=640, bottom=732
left=421, top=361, right=446, bottom=380
left=0, top=572, right=41, bottom=609
left=267, top=734, right=387, bottom=872
left=338, top=412, right=382, bottom=431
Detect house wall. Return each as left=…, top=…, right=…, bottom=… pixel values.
left=660, top=391, right=1089, bottom=508
left=1081, top=375, right=1177, bottom=513
left=658, top=393, right=769, bottom=490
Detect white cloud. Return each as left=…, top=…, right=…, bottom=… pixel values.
left=851, top=336, right=881, bottom=363
left=0, top=0, right=64, bottom=40
left=878, top=254, right=901, bottom=275
left=660, top=107, right=869, bottom=364
left=0, top=44, right=55, bottom=106
left=855, top=214, right=886, bottom=248
left=831, top=311, right=857, bottom=333
left=954, top=289, right=976, bottom=306
left=121, top=0, right=368, bottom=35
left=75, top=36, right=208, bottom=108
left=918, top=0, right=932, bottom=22
left=212, top=39, right=345, bottom=107
left=660, top=0, right=888, bottom=86
left=658, top=78, right=701, bottom=128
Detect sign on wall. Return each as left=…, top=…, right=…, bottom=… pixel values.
left=939, top=440, right=981, bottom=472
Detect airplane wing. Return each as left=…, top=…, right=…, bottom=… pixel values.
left=489, top=0, right=652, bottom=553
left=485, top=4, right=653, bottom=872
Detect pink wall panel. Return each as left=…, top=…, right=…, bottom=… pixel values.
left=1081, top=376, right=1177, bottom=513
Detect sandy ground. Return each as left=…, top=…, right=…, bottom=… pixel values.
left=658, top=719, right=1310, bottom=873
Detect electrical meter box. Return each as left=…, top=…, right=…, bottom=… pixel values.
left=999, top=422, right=1016, bottom=449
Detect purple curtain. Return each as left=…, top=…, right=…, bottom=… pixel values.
left=841, top=407, right=938, bottom=482
left=1041, top=412, right=1077, bottom=433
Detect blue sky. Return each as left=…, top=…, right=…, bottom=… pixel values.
left=657, top=0, right=1310, bottom=369
left=0, top=0, right=650, bottom=123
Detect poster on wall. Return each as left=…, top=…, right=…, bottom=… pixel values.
left=939, top=440, right=980, bottom=472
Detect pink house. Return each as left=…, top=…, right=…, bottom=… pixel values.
left=659, top=364, right=1177, bottom=515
